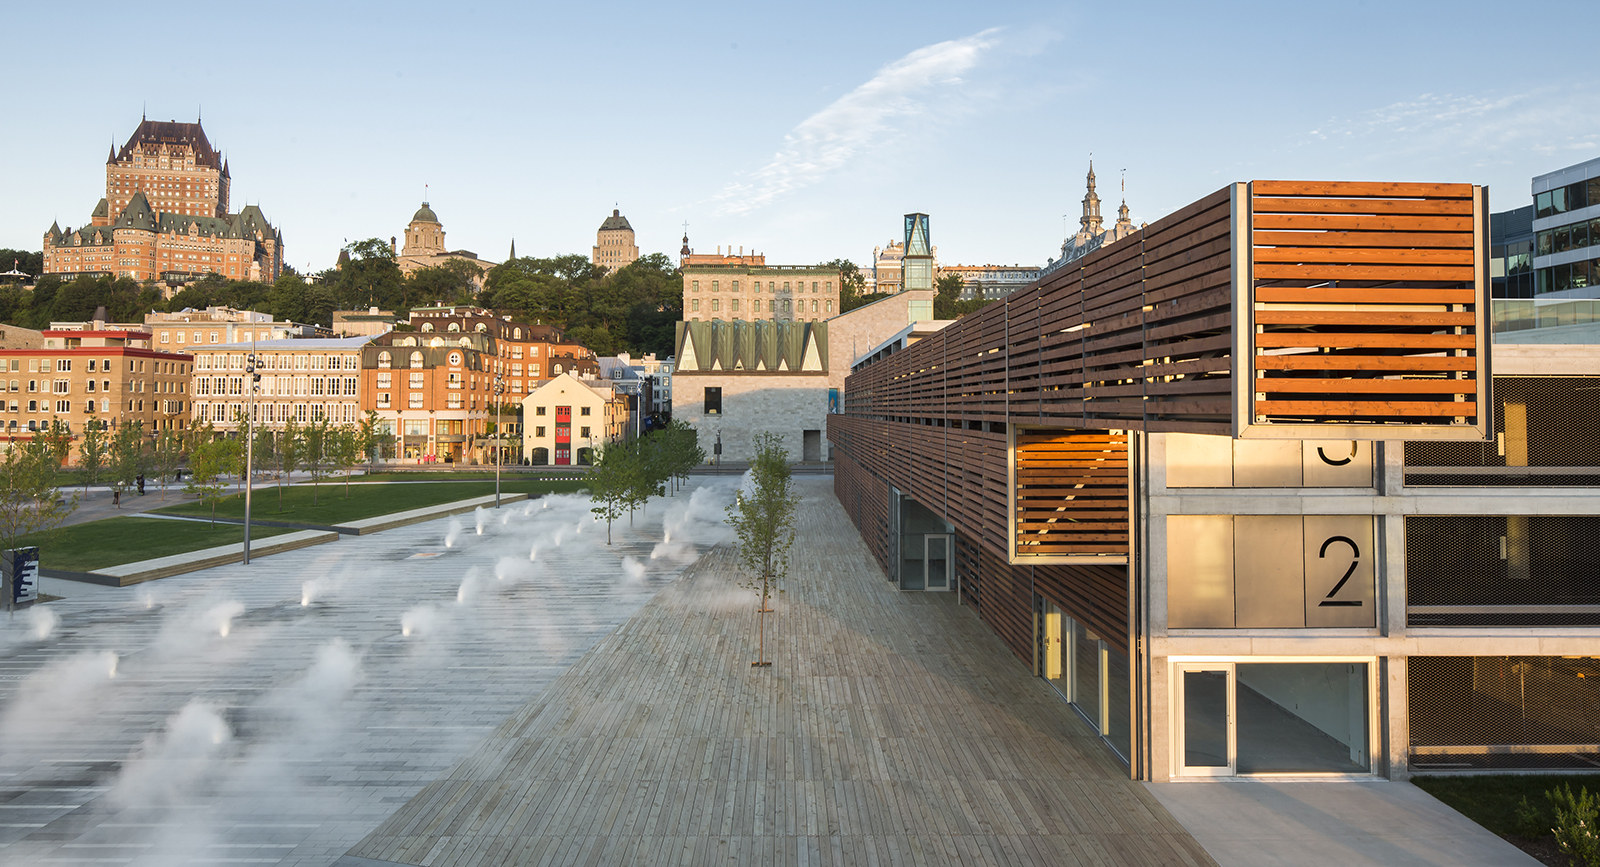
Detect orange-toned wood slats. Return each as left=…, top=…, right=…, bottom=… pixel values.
left=1014, top=430, right=1129, bottom=558
left=1249, top=180, right=1483, bottom=429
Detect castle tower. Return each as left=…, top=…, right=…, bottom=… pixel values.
left=402, top=202, right=445, bottom=256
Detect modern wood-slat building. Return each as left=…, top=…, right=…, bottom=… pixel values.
left=824, top=180, right=1600, bottom=783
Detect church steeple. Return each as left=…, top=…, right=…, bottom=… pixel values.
left=680, top=230, right=691, bottom=264
left=509, top=238, right=516, bottom=259
left=1080, top=160, right=1103, bottom=234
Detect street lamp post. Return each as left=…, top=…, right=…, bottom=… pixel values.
left=243, top=344, right=260, bottom=565
left=492, top=374, right=505, bottom=508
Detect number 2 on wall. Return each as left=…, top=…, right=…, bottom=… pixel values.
left=1318, top=535, right=1362, bottom=607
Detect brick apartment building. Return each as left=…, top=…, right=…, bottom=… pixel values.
left=363, top=330, right=492, bottom=462
left=0, top=330, right=192, bottom=460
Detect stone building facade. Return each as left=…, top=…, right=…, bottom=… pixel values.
left=42, top=118, right=284, bottom=284
left=392, top=202, right=497, bottom=289
left=680, top=245, right=841, bottom=323
left=671, top=289, right=937, bottom=463
left=592, top=209, right=639, bottom=273
left=146, top=307, right=320, bottom=351
left=188, top=337, right=370, bottom=433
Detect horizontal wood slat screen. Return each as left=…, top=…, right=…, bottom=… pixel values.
left=840, top=179, right=1487, bottom=439
left=1248, top=180, right=1486, bottom=431
left=1014, top=430, right=1130, bottom=558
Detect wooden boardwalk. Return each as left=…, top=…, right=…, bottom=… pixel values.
left=341, top=479, right=1215, bottom=867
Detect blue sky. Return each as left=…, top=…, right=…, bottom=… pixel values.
left=6, top=0, right=1598, bottom=273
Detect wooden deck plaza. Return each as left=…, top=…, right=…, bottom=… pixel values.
left=339, top=478, right=1215, bottom=867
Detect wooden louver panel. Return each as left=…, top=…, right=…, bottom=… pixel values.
left=1249, top=180, right=1485, bottom=431
left=1014, top=429, right=1129, bottom=558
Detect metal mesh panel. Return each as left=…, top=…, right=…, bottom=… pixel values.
left=1407, top=516, right=1600, bottom=626
left=1408, top=656, right=1600, bottom=770
left=1405, top=376, right=1600, bottom=485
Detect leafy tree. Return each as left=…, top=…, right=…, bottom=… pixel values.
left=818, top=258, right=873, bottom=313
left=726, top=432, right=800, bottom=668
left=331, top=424, right=360, bottom=498
left=77, top=419, right=108, bottom=499
left=357, top=410, right=388, bottom=471
left=40, top=420, right=70, bottom=469
left=0, top=437, right=78, bottom=555
left=662, top=420, right=705, bottom=495
left=151, top=428, right=186, bottom=501
left=185, top=439, right=230, bottom=524
left=278, top=417, right=303, bottom=510
left=301, top=416, right=333, bottom=505
left=586, top=441, right=637, bottom=545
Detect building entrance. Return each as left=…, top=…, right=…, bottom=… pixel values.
left=1174, top=660, right=1373, bottom=777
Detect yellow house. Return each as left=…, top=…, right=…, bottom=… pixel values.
left=520, top=371, right=630, bottom=466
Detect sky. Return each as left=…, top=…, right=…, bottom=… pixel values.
left=5, top=0, right=1600, bottom=274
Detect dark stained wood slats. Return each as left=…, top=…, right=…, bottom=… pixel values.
left=1014, top=430, right=1129, bottom=557
left=1249, top=180, right=1485, bottom=430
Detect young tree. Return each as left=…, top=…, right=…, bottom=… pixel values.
left=185, top=439, right=229, bottom=524
left=41, top=419, right=70, bottom=469
left=151, top=428, right=185, bottom=501
left=332, top=424, right=360, bottom=498
left=278, top=417, right=303, bottom=510
left=357, top=410, right=387, bottom=472
left=106, top=420, right=147, bottom=505
left=665, top=420, right=705, bottom=495
left=0, top=437, right=79, bottom=556
left=78, top=419, right=108, bottom=499
left=726, top=432, right=800, bottom=668
left=586, top=442, right=633, bottom=545
left=628, top=435, right=666, bottom=521
left=301, top=416, right=332, bottom=506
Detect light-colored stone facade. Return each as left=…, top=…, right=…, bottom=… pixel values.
left=671, top=289, right=938, bottom=463
left=682, top=257, right=841, bottom=323
left=393, top=202, right=497, bottom=290
left=146, top=307, right=317, bottom=351
left=592, top=209, right=639, bottom=273
left=189, top=338, right=370, bottom=434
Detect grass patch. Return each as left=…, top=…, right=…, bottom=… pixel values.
left=154, top=479, right=588, bottom=526
left=1414, top=774, right=1600, bottom=865
left=352, top=469, right=585, bottom=482
left=18, top=516, right=292, bottom=573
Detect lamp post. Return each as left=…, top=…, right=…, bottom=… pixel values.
left=243, top=344, right=260, bottom=565
left=492, top=373, right=505, bottom=508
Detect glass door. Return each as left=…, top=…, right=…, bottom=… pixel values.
left=1176, top=664, right=1234, bottom=776
left=924, top=535, right=952, bottom=591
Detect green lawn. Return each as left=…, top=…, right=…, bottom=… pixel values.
left=352, top=469, right=586, bottom=482
left=1413, top=773, right=1600, bottom=859
left=19, top=516, right=292, bottom=573
left=155, top=479, right=588, bottom=526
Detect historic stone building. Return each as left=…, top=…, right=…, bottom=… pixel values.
left=41, top=118, right=285, bottom=284
left=1040, top=161, right=1137, bottom=278
left=679, top=238, right=841, bottom=323
left=391, top=201, right=497, bottom=289
left=592, top=209, right=639, bottom=273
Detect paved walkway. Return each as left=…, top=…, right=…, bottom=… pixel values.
left=339, top=477, right=1214, bottom=867
left=1147, top=780, right=1538, bottom=867
left=1, top=486, right=734, bottom=867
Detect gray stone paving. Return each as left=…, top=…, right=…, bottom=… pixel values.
left=0, top=483, right=737, bottom=867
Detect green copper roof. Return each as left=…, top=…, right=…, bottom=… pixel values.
left=412, top=202, right=439, bottom=224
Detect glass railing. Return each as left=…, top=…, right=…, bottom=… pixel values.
left=1492, top=298, right=1600, bottom=341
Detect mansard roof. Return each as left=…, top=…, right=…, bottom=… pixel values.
left=117, top=192, right=157, bottom=231
left=599, top=209, right=632, bottom=232
left=116, top=119, right=221, bottom=169
left=158, top=212, right=236, bottom=238
left=90, top=198, right=108, bottom=219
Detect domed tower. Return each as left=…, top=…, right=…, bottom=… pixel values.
left=402, top=201, right=445, bottom=256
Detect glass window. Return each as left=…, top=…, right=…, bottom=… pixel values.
left=1556, top=227, right=1571, bottom=253
left=1575, top=221, right=1590, bottom=249
left=704, top=386, right=721, bottom=415
left=1553, top=187, right=1569, bottom=215
left=1235, top=663, right=1369, bottom=774
left=1571, top=180, right=1589, bottom=212
left=1538, top=191, right=1554, bottom=218
left=1538, top=231, right=1553, bottom=256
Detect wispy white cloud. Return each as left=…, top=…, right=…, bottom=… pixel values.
left=714, top=28, right=1003, bottom=216
left=1303, top=86, right=1600, bottom=162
